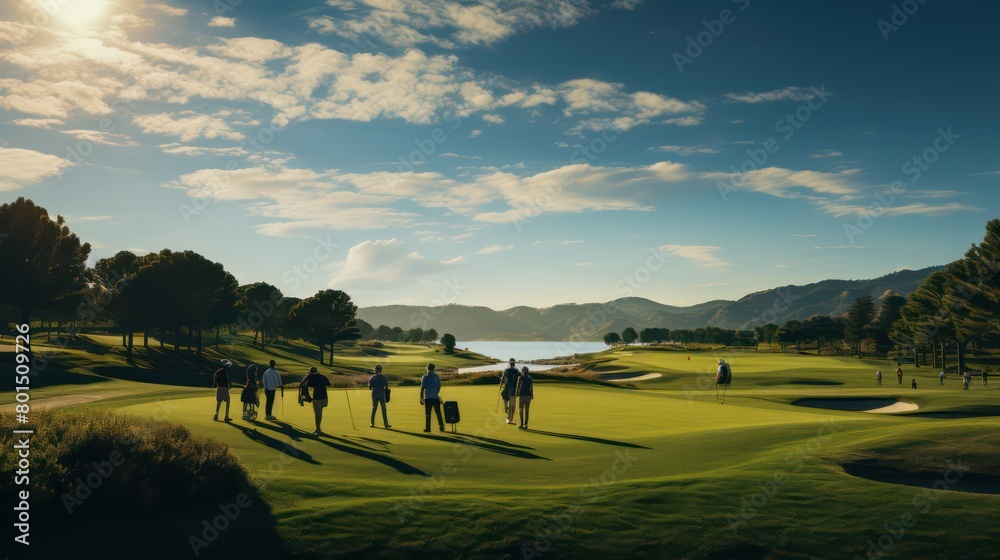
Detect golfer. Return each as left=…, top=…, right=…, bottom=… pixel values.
left=963, top=370, right=970, bottom=390
left=240, top=365, right=260, bottom=419
left=896, top=367, right=903, bottom=385
left=213, top=359, right=233, bottom=422
left=369, top=365, right=391, bottom=428
left=301, top=367, right=331, bottom=435
left=911, top=378, right=917, bottom=389
left=876, top=370, right=882, bottom=385
left=939, top=371, right=945, bottom=385
left=983, top=370, right=989, bottom=388
left=515, top=366, right=533, bottom=430
left=420, top=363, right=445, bottom=433
left=261, top=360, right=283, bottom=420
left=500, top=358, right=519, bottom=424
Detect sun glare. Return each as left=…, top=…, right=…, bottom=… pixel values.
left=51, top=0, right=110, bottom=29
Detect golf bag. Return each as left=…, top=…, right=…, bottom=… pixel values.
left=717, top=364, right=732, bottom=386
left=444, top=401, right=461, bottom=432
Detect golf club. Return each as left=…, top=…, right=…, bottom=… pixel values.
left=495, top=386, right=502, bottom=415
left=344, top=387, right=359, bottom=431
left=280, top=385, right=284, bottom=420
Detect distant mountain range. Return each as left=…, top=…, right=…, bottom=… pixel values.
left=357, top=266, right=942, bottom=341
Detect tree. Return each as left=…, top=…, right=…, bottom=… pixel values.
left=354, top=319, right=375, bottom=340
left=844, top=296, right=876, bottom=358
left=424, top=328, right=439, bottom=343
left=621, top=327, right=638, bottom=345
left=375, top=324, right=395, bottom=341
left=289, top=290, right=359, bottom=365
left=776, top=320, right=803, bottom=353
left=639, top=327, right=668, bottom=345
left=237, top=282, right=283, bottom=349
left=603, top=332, right=621, bottom=347
left=870, top=293, right=907, bottom=352
left=0, top=198, right=91, bottom=325
left=441, top=333, right=457, bottom=354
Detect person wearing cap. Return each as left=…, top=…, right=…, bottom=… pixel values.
left=369, top=364, right=391, bottom=428
left=301, top=366, right=331, bottom=435
left=515, top=366, right=534, bottom=430
left=876, top=370, right=882, bottom=385
left=420, top=363, right=445, bottom=432
left=499, top=358, right=520, bottom=425
left=213, top=359, right=233, bottom=421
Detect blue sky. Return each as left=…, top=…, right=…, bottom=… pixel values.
left=1, top=0, right=997, bottom=309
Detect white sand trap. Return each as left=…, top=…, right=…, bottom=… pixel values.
left=601, top=372, right=663, bottom=382
left=794, top=398, right=919, bottom=414
left=866, top=401, right=919, bottom=414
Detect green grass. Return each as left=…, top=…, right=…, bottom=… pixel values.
left=4, top=338, right=999, bottom=559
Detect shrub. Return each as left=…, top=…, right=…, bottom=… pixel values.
left=0, top=409, right=254, bottom=515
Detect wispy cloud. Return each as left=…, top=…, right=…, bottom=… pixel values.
left=659, top=245, right=730, bottom=269
left=0, top=147, right=73, bottom=191
left=330, top=239, right=466, bottom=287
left=649, top=144, right=720, bottom=156
left=476, top=243, right=513, bottom=254
left=809, top=149, right=843, bottom=159
left=724, top=86, right=819, bottom=104
left=208, top=17, right=236, bottom=28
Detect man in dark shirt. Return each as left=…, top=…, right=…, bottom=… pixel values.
left=499, top=358, right=519, bottom=425
left=369, top=364, right=391, bottom=428
left=302, top=367, right=331, bottom=435
left=515, top=366, right=534, bottom=430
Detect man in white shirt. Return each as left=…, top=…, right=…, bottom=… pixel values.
left=261, top=360, right=283, bottom=420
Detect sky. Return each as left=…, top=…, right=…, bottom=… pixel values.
left=1, top=0, right=998, bottom=310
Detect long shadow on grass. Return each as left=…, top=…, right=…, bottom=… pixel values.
left=401, top=431, right=551, bottom=460
left=224, top=422, right=320, bottom=464
left=457, top=432, right=536, bottom=450
left=313, top=435, right=430, bottom=476
left=530, top=430, right=650, bottom=449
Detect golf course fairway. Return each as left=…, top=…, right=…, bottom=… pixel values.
left=5, top=341, right=999, bottom=559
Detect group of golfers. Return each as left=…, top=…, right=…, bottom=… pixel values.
left=875, top=366, right=991, bottom=390
left=211, top=358, right=535, bottom=436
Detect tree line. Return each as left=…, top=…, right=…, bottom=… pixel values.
left=600, top=218, right=1000, bottom=373
left=0, top=198, right=457, bottom=364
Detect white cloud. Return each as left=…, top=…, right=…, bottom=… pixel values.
left=816, top=201, right=979, bottom=219
left=475, top=243, right=513, bottom=254
left=469, top=129, right=483, bottom=138
left=208, top=38, right=293, bottom=62
left=650, top=144, right=720, bottom=156
left=968, top=171, right=1000, bottom=177
left=809, top=149, right=843, bottom=159
left=330, top=239, right=465, bottom=287
left=728, top=167, right=862, bottom=199
left=439, top=152, right=481, bottom=159
left=0, top=78, right=113, bottom=119
left=724, top=86, right=818, bottom=104
left=610, top=0, right=643, bottom=9
left=159, top=143, right=250, bottom=157
left=12, top=118, right=63, bottom=129
left=659, top=245, right=729, bottom=269
left=308, top=0, right=594, bottom=49
left=0, top=147, right=74, bottom=190
left=62, top=129, right=138, bottom=146
left=791, top=233, right=816, bottom=238
left=558, top=79, right=704, bottom=135
left=482, top=113, right=504, bottom=124
left=147, top=4, right=188, bottom=16
left=111, top=14, right=155, bottom=28
left=208, top=17, right=236, bottom=28
left=571, top=262, right=594, bottom=267
left=134, top=111, right=246, bottom=141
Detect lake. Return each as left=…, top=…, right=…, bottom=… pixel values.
left=456, top=340, right=606, bottom=361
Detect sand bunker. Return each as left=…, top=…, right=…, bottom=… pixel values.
left=600, top=372, right=663, bottom=382
left=843, top=461, right=1000, bottom=495
left=793, top=398, right=919, bottom=414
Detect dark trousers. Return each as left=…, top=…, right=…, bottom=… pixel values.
left=424, top=398, right=444, bottom=430
left=264, top=389, right=276, bottom=416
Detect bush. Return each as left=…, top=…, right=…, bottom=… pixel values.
left=0, top=409, right=254, bottom=515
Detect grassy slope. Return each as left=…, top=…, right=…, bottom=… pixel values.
left=5, top=340, right=999, bottom=559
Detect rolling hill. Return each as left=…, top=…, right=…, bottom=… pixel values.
left=358, top=266, right=942, bottom=340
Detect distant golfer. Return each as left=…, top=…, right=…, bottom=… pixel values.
left=261, top=360, right=283, bottom=420
left=213, top=359, right=233, bottom=422
left=896, top=367, right=903, bottom=385
left=516, top=366, right=534, bottom=430
left=983, top=370, right=989, bottom=388
left=911, top=378, right=917, bottom=389
left=301, top=367, right=331, bottom=435
left=963, top=371, right=970, bottom=390
left=420, top=363, right=445, bottom=432
left=876, top=370, right=882, bottom=385
left=939, top=371, right=945, bottom=385
left=500, top=358, right=520, bottom=425
left=369, top=365, right=391, bottom=428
